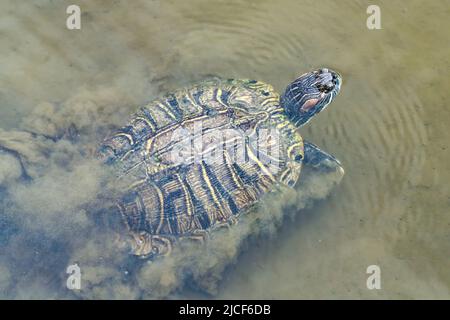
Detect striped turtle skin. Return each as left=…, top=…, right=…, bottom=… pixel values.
left=98, top=78, right=306, bottom=258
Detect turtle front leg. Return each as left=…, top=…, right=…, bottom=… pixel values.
left=303, top=140, right=344, bottom=175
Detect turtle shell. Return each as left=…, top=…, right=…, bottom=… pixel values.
left=98, top=78, right=304, bottom=257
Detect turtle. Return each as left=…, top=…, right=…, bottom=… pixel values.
left=96, top=68, right=344, bottom=259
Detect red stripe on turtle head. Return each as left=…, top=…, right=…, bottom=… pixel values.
left=300, top=98, right=319, bottom=112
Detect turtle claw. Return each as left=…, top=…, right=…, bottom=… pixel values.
left=303, top=140, right=345, bottom=175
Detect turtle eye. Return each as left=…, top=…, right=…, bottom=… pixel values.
left=295, top=154, right=303, bottom=162
left=317, top=82, right=335, bottom=94
left=332, top=74, right=338, bottom=84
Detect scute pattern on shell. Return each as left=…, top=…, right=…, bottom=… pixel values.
left=98, top=78, right=304, bottom=258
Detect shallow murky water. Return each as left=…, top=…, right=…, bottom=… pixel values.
left=0, top=0, right=449, bottom=299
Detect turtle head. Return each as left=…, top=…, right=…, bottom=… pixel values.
left=281, top=68, right=342, bottom=127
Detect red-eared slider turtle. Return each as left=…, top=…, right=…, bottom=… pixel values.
left=97, top=68, right=344, bottom=258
